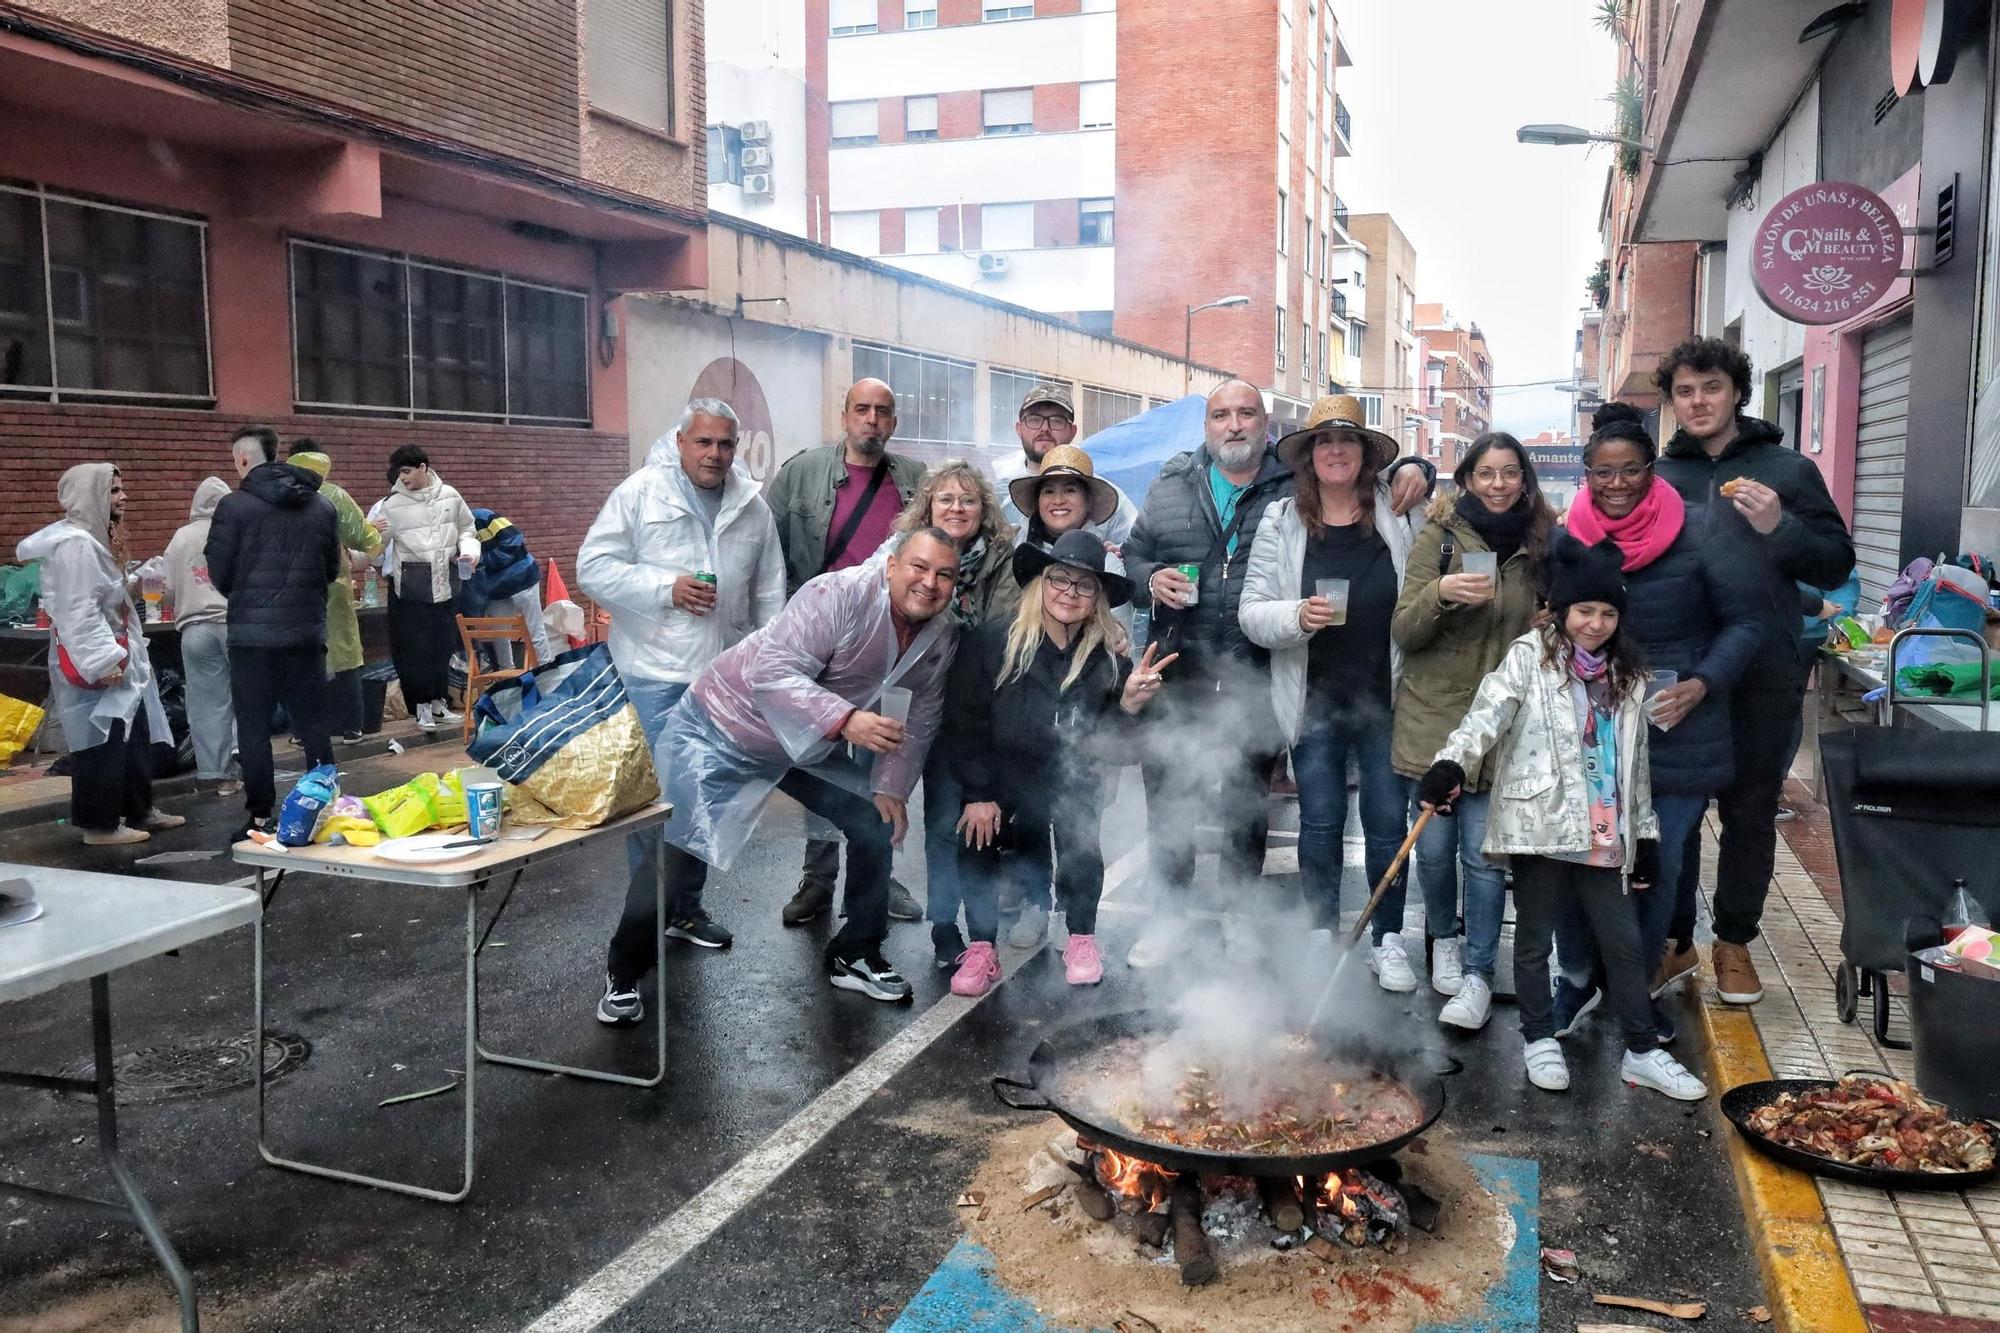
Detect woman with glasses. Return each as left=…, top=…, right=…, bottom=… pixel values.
left=1388, top=432, right=1555, bottom=1028
left=1549, top=402, right=1762, bottom=1044
left=944, top=532, right=1171, bottom=995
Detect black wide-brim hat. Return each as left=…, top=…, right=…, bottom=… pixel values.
left=1011, top=529, right=1133, bottom=608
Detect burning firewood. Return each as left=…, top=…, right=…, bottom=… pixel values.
left=1169, top=1175, right=1218, bottom=1286
left=1257, top=1176, right=1306, bottom=1232
left=1074, top=1177, right=1116, bottom=1222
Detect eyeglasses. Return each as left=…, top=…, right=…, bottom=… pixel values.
left=1020, top=413, right=1074, bottom=430
left=1471, top=467, right=1524, bottom=484
left=932, top=494, right=980, bottom=512
left=1045, top=570, right=1100, bottom=598
left=1586, top=464, right=1651, bottom=484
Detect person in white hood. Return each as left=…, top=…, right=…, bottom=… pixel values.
left=161, top=476, right=238, bottom=790
left=578, top=397, right=785, bottom=952
left=17, top=463, right=184, bottom=845
left=371, top=444, right=476, bottom=731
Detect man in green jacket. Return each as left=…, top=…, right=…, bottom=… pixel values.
left=762, top=378, right=929, bottom=925
left=289, top=441, right=383, bottom=743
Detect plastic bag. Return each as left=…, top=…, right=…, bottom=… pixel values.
left=411, top=770, right=467, bottom=827
left=0, top=692, right=45, bottom=767
left=314, top=797, right=382, bottom=847
left=363, top=779, right=438, bottom=839
left=544, top=599, right=586, bottom=649
left=276, top=763, right=340, bottom=847
left=465, top=643, right=658, bottom=828
left=0, top=562, right=39, bottom=625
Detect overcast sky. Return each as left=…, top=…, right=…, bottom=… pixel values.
left=1336, top=0, right=1617, bottom=438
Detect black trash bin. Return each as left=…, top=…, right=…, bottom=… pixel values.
left=359, top=660, right=397, bottom=736
left=1908, top=944, right=2000, bottom=1121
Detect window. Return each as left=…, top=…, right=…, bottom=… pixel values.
left=830, top=0, right=878, bottom=34
left=1302, top=227, right=1312, bottom=275
left=1276, top=189, right=1288, bottom=254
left=0, top=184, right=210, bottom=402
left=904, top=0, right=936, bottom=27
left=983, top=2, right=1033, bottom=18
left=904, top=208, right=940, bottom=255
left=980, top=202, right=1033, bottom=250
left=1080, top=385, right=1141, bottom=438
left=289, top=239, right=587, bottom=425
left=1300, top=322, right=1311, bottom=387
left=851, top=341, right=976, bottom=452
left=982, top=88, right=1033, bottom=136
left=989, top=365, right=1046, bottom=445
left=1079, top=81, right=1115, bottom=129
left=586, top=0, right=674, bottom=133
left=831, top=211, right=881, bottom=257
left=1346, top=322, right=1364, bottom=359
left=1358, top=393, right=1384, bottom=426
left=1078, top=198, right=1113, bottom=246
left=1275, top=310, right=1287, bottom=370
left=830, top=100, right=879, bottom=147
left=1318, top=332, right=1328, bottom=386
left=904, top=95, right=938, bottom=141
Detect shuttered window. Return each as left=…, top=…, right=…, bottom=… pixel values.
left=587, top=0, right=673, bottom=134
left=1854, top=318, right=1913, bottom=603
left=982, top=89, right=1033, bottom=136
left=830, top=101, right=879, bottom=146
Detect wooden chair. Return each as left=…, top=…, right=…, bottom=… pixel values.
left=455, top=614, right=540, bottom=742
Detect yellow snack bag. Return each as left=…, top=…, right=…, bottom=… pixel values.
left=363, top=781, right=436, bottom=839
left=314, top=814, right=382, bottom=847
left=411, top=771, right=468, bottom=828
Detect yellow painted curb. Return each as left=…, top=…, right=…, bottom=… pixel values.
left=1699, top=997, right=1871, bottom=1333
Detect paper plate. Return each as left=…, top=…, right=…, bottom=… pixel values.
left=371, top=834, right=484, bottom=864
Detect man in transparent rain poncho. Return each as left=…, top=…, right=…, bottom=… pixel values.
left=594, top=528, right=963, bottom=1019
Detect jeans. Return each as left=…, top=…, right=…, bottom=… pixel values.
left=1292, top=717, right=1409, bottom=942
left=921, top=745, right=964, bottom=929
left=70, top=711, right=153, bottom=833
left=1557, top=792, right=1708, bottom=987
left=472, top=588, right=552, bottom=669
left=1710, top=684, right=1802, bottom=944
left=1414, top=789, right=1507, bottom=979
left=958, top=787, right=1106, bottom=943
left=1513, top=855, right=1657, bottom=1055
left=621, top=677, right=689, bottom=926
left=177, top=620, right=236, bottom=778
left=228, top=644, right=332, bottom=819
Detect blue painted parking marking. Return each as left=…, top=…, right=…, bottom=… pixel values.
left=890, top=1153, right=1539, bottom=1332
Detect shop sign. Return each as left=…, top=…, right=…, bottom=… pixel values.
left=1891, top=0, right=1979, bottom=95
left=1752, top=181, right=1904, bottom=325
left=688, top=356, right=779, bottom=483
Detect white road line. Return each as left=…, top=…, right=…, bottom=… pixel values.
left=521, top=951, right=1031, bottom=1333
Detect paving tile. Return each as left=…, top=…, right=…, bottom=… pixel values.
left=1860, top=1292, right=1946, bottom=1316
left=1858, top=1270, right=1953, bottom=1297
left=1938, top=1298, right=2000, bottom=1320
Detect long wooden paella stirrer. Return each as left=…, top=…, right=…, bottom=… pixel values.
left=1304, top=807, right=1433, bottom=1038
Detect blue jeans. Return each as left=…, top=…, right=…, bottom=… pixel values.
left=1292, top=718, right=1409, bottom=942
left=623, top=678, right=689, bottom=913
left=1414, top=789, right=1507, bottom=980
left=921, top=745, right=965, bottom=929
left=1553, top=792, right=1709, bottom=986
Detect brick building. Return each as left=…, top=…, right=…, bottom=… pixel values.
left=768, top=0, right=1356, bottom=427
left=0, top=1, right=708, bottom=571
left=1347, top=211, right=1421, bottom=455
left=1414, top=303, right=1493, bottom=471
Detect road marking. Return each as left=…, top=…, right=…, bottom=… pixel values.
left=522, top=949, right=1033, bottom=1333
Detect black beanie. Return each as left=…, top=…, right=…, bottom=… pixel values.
left=1547, top=530, right=1628, bottom=612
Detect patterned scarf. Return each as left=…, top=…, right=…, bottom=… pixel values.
left=1568, top=642, right=1623, bottom=866
left=1568, top=644, right=1615, bottom=744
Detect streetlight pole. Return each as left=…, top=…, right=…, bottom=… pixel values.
left=1183, top=294, right=1251, bottom=393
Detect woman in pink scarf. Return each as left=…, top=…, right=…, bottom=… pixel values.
left=1548, top=402, right=1764, bottom=1048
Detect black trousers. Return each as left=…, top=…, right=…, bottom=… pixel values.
left=387, top=590, right=455, bottom=706
left=70, top=710, right=153, bottom=833
left=1512, top=855, right=1657, bottom=1055
left=229, top=645, right=333, bottom=820
left=958, top=787, right=1107, bottom=942
left=327, top=666, right=365, bottom=736
left=1707, top=682, right=1802, bottom=945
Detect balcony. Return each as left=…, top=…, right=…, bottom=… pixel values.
left=1332, top=97, right=1352, bottom=155
left=1330, top=286, right=1347, bottom=318
left=1331, top=195, right=1350, bottom=234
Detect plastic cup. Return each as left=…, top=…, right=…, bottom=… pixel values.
left=1644, top=670, right=1678, bottom=727
left=1316, top=578, right=1349, bottom=625
left=1462, top=551, right=1498, bottom=580
left=878, top=686, right=913, bottom=726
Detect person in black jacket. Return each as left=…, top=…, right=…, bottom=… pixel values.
left=206, top=425, right=342, bottom=832
left=1650, top=339, right=1856, bottom=1006
left=946, top=532, right=1171, bottom=996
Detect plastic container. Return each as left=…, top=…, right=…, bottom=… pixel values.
left=1944, top=879, right=1990, bottom=944
left=1909, top=945, right=2000, bottom=1121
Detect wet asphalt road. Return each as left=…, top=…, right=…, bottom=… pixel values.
left=0, top=749, right=1766, bottom=1331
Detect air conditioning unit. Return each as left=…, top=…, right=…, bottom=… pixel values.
left=741, top=146, right=773, bottom=169
left=977, top=252, right=1010, bottom=275
left=739, top=120, right=773, bottom=143
left=743, top=172, right=775, bottom=198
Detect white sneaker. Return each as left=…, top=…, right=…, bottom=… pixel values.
left=1524, top=1037, right=1570, bottom=1091
left=1126, top=916, right=1186, bottom=969
left=1369, top=932, right=1418, bottom=992
left=1439, top=974, right=1492, bottom=1030
left=415, top=702, right=437, bottom=731
left=1007, top=903, right=1048, bottom=950
left=1430, top=936, right=1465, bottom=995
left=1621, top=1047, right=1708, bottom=1101
left=433, top=701, right=463, bottom=723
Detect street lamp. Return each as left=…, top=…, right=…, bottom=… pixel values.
left=1515, top=122, right=1656, bottom=153
left=1184, top=294, right=1251, bottom=392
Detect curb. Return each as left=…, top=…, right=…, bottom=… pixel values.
left=1698, top=992, right=1870, bottom=1333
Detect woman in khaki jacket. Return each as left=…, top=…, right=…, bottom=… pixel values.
left=1389, top=433, right=1553, bottom=1028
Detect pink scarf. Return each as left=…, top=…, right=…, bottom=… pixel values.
left=1565, top=477, right=1685, bottom=572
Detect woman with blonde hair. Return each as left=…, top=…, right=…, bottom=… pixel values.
left=944, top=531, right=1174, bottom=994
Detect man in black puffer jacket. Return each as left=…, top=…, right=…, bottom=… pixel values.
left=206, top=425, right=342, bottom=831
left=1651, top=339, right=1855, bottom=1007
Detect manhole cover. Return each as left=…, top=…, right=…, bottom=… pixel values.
left=54, top=1032, right=310, bottom=1105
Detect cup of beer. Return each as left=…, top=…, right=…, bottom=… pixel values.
left=1315, top=578, right=1349, bottom=625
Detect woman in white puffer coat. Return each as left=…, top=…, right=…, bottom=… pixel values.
left=372, top=444, right=476, bottom=731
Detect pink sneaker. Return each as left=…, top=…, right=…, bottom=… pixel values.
left=1063, top=934, right=1104, bottom=986
left=950, top=941, right=1001, bottom=997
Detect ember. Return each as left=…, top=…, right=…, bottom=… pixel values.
left=1305, top=1167, right=1409, bottom=1250
left=1090, top=1145, right=1174, bottom=1211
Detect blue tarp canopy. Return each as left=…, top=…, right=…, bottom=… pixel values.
left=1076, top=393, right=1209, bottom=505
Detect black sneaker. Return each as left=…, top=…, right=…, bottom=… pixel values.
left=235, top=816, right=277, bottom=843
left=596, top=974, right=642, bottom=1026
left=1550, top=977, right=1602, bottom=1039
left=666, top=911, right=733, bottom=949
left=932, top=922, right=966, bottom=971
left=828, top=953, right=913, bottom=1002
left=887, top=877, right=923, bottom=922
left=782, top=876, right=834, bottom=926
left=336, top=731, right=366, bottom=747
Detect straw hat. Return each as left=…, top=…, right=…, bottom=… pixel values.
left=1008, top=444, right=1119, bottom=527
left=1276, top=394, right=1399, bottom=471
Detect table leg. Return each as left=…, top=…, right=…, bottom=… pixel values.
left=474, top=840, right=668, bottom=1087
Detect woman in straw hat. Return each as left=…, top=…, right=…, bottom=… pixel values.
left=1009, top=444, right=1121, bottom=551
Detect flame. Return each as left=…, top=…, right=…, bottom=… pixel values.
left=1093, top=1147, right=1175, bottom=1209
left=1301, top=1169, right=1400, bottom=1221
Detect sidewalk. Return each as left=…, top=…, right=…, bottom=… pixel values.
left=1696, top=775, right=2000, bottom=1332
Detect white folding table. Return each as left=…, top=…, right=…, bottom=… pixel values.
left=0, top=864, right=260, bottom=1333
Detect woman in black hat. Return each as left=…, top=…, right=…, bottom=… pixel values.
left=944, top=530, right=1174, bottom=996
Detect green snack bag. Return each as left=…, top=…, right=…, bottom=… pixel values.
left=410, top=771, right=468, bottom=828
left=363, top=781, right=436, bottom=839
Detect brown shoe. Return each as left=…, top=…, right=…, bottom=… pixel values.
left=1711, top=941, right=1764, bottom=1005
left=1651, top=941, right=1701, bottom=998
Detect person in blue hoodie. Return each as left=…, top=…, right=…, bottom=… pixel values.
left=459, top=508, right=549, bottom=669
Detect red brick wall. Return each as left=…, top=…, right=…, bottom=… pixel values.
left=1039, top=0, right=1083, bottom=13
left=938, top=89, right=983, bottom=139
left=879, top=207, right=907, bottom=254
left=228, top=0, right=581, bottom=174
left=939, top=206, right=962, bottom=251
left=878, top=96, right=906, bottom=144
left=805, top=0, right=832, bottom=243
left=1033, top=82, right=1079, bottom=132
left=938, top=0, right=982, bottom=24
left=959, top=204, right=983, bottom=251
left=1034, top=198, right=1080, bottom=247
left=0, top=405, right=627, bottom=581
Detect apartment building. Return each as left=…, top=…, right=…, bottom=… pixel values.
left=1347, top=212, right=1420, bottom=456
left=0, top=1, right=708, bottom=570
left=782, top=0, right=1355, bottom=427
left=1415, top=303, right=1494, bottom=471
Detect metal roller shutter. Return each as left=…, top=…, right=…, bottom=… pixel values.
left=1853, top=318, right=1913, bottom=604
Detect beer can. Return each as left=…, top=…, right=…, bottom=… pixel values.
left=695, top=571, right=717, bottom=585
left=1176, top=562, right=1200, bottom=606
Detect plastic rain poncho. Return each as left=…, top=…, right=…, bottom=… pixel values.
left=16, top=463, right=170, bottom=751
left=665, top=562, right=958, bottom=868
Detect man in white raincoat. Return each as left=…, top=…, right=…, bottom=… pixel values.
left=596, top=528, right=961, bottom=1018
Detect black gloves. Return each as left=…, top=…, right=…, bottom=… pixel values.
left=1632, top=838, right=1660, bottom=889
left=1418, top=760, right=1465, bottom=813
